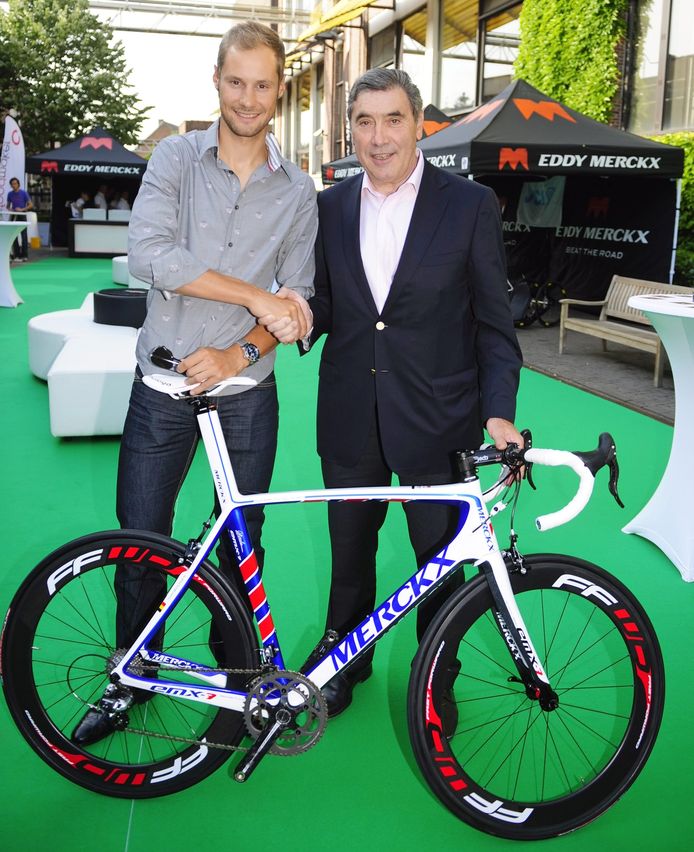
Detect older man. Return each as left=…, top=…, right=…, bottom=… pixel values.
left=304, top=69, right=523, bottom=719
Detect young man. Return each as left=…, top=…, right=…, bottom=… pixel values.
left=303, top=69, right=523, bottom=719
left=72, top=21, right=317, bottom=745
left=6, top=177, right=33, bottom=261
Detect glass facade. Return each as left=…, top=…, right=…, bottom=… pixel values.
left=481, top=4, right=521, bottom=102
left=400, top=8, right=429, bottom=99
left=629, top=0, right=693, bottom=133
left=630, top=0, right=664, bottom=133
left=664, top=0, right=694, bottom=129
left=439, top=0, right=478, bottom=111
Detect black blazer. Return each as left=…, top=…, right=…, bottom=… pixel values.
left=306, top=161, right=522, bottom=476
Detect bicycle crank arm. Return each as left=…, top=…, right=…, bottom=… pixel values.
left=233, top=710, right=291, bottom=783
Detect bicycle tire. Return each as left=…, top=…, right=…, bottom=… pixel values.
left=2, top=530, right=258, bottom=798
left=535, top=282, right=566, bottom=328
left=407, top=554, right=664, bottom=840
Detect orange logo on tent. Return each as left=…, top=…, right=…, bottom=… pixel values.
left=499, top=147, right=529, bottom=171
left=513, top=99, right=576, bottom=123
left=81, top=136, right=113, bottom=150
left=41, top=160, right=59, bottom=173
left=324, top=166, right=335, bottom=181
left=422, top=119, right=451, bottom=136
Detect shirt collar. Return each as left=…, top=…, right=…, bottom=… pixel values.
left=362, top=149, right=423, bottom=199
left=200, top=120, right=289, bottom=178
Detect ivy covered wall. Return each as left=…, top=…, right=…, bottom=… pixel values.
left=515, top=0, right=693, bottom=284
left=515, top=0, right=628, bottom=123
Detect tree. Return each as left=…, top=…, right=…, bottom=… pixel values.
left=0, top=0, right=150, bottom=153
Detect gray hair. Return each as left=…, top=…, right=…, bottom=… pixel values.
left=217, top=21, right=285, bottom=81
left=348, top=68, right=423, bottom=120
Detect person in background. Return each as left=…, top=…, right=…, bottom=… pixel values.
left=69, top=190, right=91, bottom=218
left=93, top=184, right=109, bottom=209
left=6, top=177, right=33, bottom=262
left=109, top=190, right=131, bottom=211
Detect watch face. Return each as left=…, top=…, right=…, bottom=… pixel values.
left=242, top=342, right=260, bottom=364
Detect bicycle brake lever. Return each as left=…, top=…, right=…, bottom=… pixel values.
left=521, top=428, right=536, bottom=490
left=607, top=455, right=625, bottom=508
left=574, top=432, right=624, bottom=509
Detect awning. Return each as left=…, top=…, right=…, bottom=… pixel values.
left=295, top=0, right=385, bottom=46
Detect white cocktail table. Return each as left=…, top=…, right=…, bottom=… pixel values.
left=0, top=221, right=26, bottom=307
left=623, top=292, right=694, bottom=580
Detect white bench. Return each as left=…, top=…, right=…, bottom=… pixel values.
left=559, top=275, right=694, bottom=387
left=111, top=254, right=149, bottom=290
left=28, top=294, right=96, bottom=380
left=28, top=291, right=142, bottom=436
left=112, top=255, right=129, bottom=285
left=47, top=335, right=137, bottom=437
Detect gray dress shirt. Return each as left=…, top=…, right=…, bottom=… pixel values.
left=128, top=121, right=318, bottom=393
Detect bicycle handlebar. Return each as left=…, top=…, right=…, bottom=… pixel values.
left=467, top=432, right=623, bottom=532
left=524, top=448, right=595, bottom=530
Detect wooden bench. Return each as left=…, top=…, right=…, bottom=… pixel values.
left=559, top=275, right=694, bottom=387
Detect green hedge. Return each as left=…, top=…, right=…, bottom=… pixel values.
left=654, top=132, right=694, bottom=285
left=515, top=0, right=628, bottom=123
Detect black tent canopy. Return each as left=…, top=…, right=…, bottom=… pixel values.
left=321, top=80, right=684, bottom=298
left=322, top=79, right=683, bottom=181
left=26, top=127, right=147, bottom=246
left=27, top=126, right=147, bottom=178
left=416, top=79, right=683, bottom=177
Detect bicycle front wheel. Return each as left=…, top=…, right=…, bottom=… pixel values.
left=2, top=531, right=258, bottom=798
left=407, top=554, right=664, bottom=839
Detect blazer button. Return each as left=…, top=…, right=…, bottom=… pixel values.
left=375, top=321, right=386, bottom=331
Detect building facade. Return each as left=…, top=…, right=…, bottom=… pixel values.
left=275, top=0, right=693, bottom=181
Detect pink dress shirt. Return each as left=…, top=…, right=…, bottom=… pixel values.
left=359, top=151, right=424, bottom=313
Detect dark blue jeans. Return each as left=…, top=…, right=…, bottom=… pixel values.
left=114, top=373, right=278, bottom=647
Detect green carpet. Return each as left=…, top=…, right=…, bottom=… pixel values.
left=1, top=258, right=692, bottom=851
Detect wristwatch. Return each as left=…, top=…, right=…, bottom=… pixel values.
left=238, top=339, right=260, bottom=365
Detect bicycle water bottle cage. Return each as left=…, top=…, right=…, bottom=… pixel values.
left=573, top=432, right=624, bottom=508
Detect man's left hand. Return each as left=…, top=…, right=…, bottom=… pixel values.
left=486, top=417, right=524, bottom=450
left=486, top=417, right=526, bottom=481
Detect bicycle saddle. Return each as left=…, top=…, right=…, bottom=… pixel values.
left=143, top=372, right=257, bottom=399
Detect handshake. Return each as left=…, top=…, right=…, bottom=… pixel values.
left=253, top=286, right=312, bottom=345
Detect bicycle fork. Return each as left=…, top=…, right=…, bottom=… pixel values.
left=479, top=556, right=558, bottom=710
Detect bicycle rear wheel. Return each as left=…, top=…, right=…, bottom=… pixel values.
left=2, top=530, right=258, bottom=798
left=407, top=554, right=664, bottom=839
left=535, top=281, right=566, bottom=327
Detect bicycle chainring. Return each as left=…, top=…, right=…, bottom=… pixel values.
left=243, top=670, right=328, bottom=756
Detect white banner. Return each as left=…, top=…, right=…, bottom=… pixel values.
left=1, top=116, right=26, bottom=220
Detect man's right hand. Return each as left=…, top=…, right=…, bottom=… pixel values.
left=251, top=288, right=310, bottom=343
left=175, top=271, right=310, bottom=343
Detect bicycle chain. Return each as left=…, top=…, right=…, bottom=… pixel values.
left=117, top=663, right=317, bottom=755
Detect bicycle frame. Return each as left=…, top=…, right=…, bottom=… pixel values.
left=109, top=398, right=551, bottom=713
